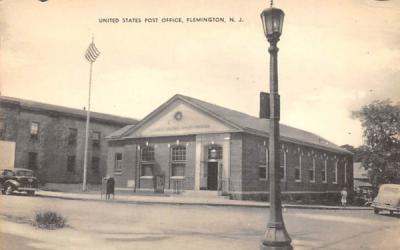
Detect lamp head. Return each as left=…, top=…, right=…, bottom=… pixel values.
left=260, top=7, right=285, bottom=42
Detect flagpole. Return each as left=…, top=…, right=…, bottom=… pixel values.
left=82, top=36, right=100, bottom=192
left=83, top=60, right=93, bottom=192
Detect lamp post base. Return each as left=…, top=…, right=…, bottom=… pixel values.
left=260, top=245, right=292, bottom=250
left=260, top=223, right=293, bottom=250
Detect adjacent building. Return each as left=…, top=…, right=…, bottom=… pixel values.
left=0, top=96, right=138, bottom=184
left=106, top=94, right=353, bottom=200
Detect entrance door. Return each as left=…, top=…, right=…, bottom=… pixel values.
left=207, top=162, right=218, bottom=190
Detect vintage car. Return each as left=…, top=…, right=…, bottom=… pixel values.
left=0, top=168, right=39, bottom=196
left=371, top=184, right=400, bottom=215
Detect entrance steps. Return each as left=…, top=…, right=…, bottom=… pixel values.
left=176, top=190, right=231, bottom=200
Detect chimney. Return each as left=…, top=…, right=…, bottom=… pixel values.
left=259, top=92, right=270, bottom=119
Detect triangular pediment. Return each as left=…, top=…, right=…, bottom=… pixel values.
left=126, top=98, right=239, bottom=138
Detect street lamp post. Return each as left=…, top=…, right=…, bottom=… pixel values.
left=260, top=2, right=293, bottom=250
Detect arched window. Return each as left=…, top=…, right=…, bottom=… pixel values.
left=141, top=146, right=154, bottom=161
left=171, top=146, right=186, bottom=177
left=322, top=155, right=328, bottom=183
left=141, top=146, right=155, bottom=177
left=333, top=159, right=338, bottom=184
left=295, top=151, right=302, bottom=182
left=172, top=146, right=186, bottom=161
left=309, top=156, right=315, bottom=183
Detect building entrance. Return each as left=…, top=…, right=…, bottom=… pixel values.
left=207, top=161, right=218, bottom=190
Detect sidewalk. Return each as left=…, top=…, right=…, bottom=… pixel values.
left=35, top=190, right=373, bottom=210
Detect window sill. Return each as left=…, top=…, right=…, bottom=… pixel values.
left=295, top=180, right=301, bottom=183
left=259, top=178, right=268, bottom=181
left=322, top=181, right=327, bottom=184
left=332, top=182, right=337, bottom=184
left=140, top=176, right=154, bottom=179
left=310, top=180, right=315, bottom=183
left=114, top=171, right=122, bottom=176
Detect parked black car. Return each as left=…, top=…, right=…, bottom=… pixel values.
left=0, top=168, right=39, bottom=196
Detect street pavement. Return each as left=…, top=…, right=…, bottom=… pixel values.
left=0, top=193, right=399, bottom=250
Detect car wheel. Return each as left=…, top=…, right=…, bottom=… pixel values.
left=374, top=208, right=379, bottom=214
left=389, top=211, right=394, bottom=216
left=27, top=191, right=35, bottom=196
left=5, top=185, right=13, bottom=195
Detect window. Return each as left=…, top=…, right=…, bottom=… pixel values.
left=16, top=170, right=33, bottom=177
left=294, top=166, right=301, bottom=181
left=280, top=149, right=286, bottom=181
left=3, top=170, right=14, bottom=177
left=30, top=122, right=39, bottom=140
left=171, top=163, right=185, bottom=177
left=91, top=157, right=100, bottom=173
left=309, top=157, right=315, bottom=182
left=114, top=153, right=122, bottom=173
left=259, top=145, right=267, bottom=165
left=259, top=147, right=268, bottom=180
left=0, top=119, right=5, bottom=138
left=68, top=128, right=77, bottom=145
left=333, top=160, right=338, bottom=184
left=141, top=146, right=154, bottom=161
left=208, top=145, right=223, bottom=160
left=259, top=167, right=267, bottom=179
left=67, top=155, right=76, bottom=172
left=171, top=146, right=186, bottom=177
left=322, top=159, right=327, bottom=183
left=141, top=146, right=154, bottom=177
left=295, top=155, right=302, bottom=182
left=28, top=152, right=38, bottom=170
left=172, top=146, right=186, bottom=161
left=344, top=162, right=347, bottom=184
left=92, top=131, right=101, bottom=148
left=141, top=163, right=153, bottom=176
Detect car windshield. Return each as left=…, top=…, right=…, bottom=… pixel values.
left=382, top=186, right=400, bottom=194
left=3, top=170, right=14, bottom=177
left=15, top=170, right=34, bottom=177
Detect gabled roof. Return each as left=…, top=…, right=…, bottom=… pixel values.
left=106, top=125, right=136, bottom=139
left=0, top=96, right=138, bottom=126
left=107, top=94, right=352, bottom=155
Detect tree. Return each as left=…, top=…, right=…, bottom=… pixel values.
left=352, top=100, right=400, bottom=187
left=340, top=144, right=363, bottom=162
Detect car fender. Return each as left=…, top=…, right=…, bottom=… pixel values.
left=4, top=180, right=20, bottom=188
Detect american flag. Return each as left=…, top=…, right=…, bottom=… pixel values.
left=85, top=42, right=100, bottom=63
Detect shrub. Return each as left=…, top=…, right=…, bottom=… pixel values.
left=34, top=211, right=67, bottom=229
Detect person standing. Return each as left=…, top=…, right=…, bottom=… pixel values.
left=341, top=187, right=348, bottom=207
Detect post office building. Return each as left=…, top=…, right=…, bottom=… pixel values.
left=106, top=94, right=353, bottom=200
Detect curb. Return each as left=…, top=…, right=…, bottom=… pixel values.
left=34, top=192, right=373, bottom=211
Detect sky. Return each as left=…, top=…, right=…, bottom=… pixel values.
left=0, top=0, right=399, bottom=147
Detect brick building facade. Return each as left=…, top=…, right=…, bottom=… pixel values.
left=106, top=94, right=353, bottom=200
left=0, top=96, right=138, bottom=184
